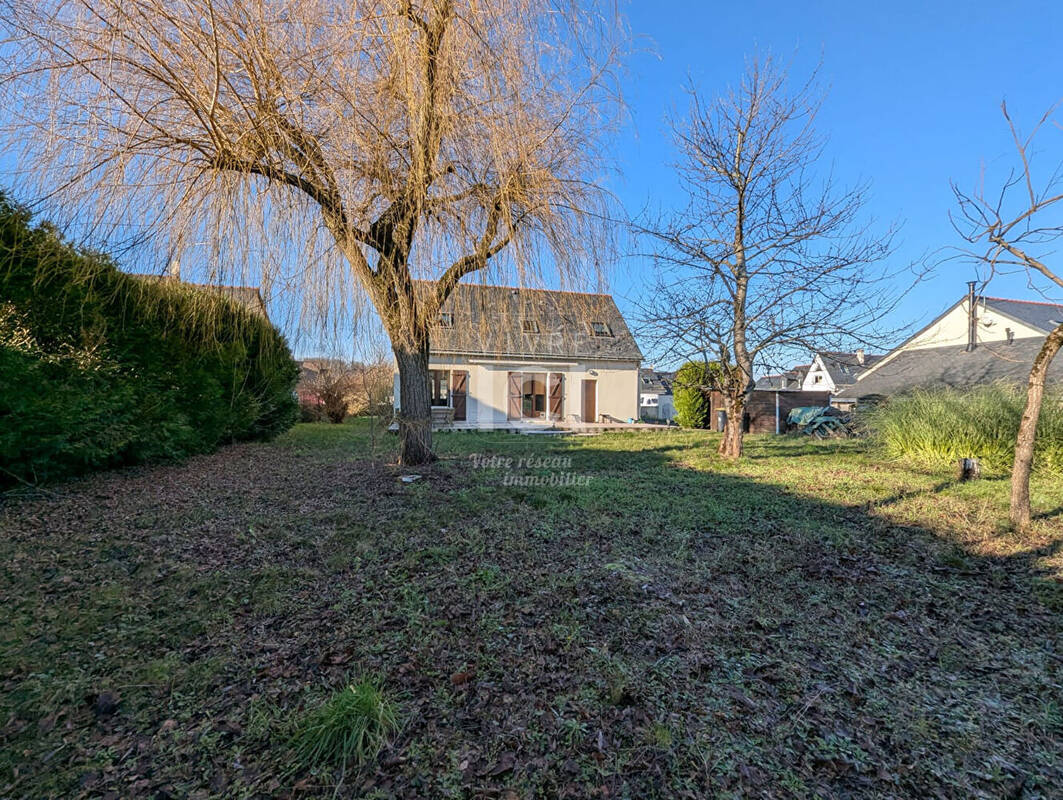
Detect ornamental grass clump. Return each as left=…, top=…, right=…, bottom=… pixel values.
left=293, top=679, right=398, bottom=772
left=862, top=384, right=1063, bottom=473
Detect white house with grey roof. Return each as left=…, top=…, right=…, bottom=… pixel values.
left=393, top=283, right=643, bottom=428
left=801, top=350, right=884, bottom=395
left=639, top=368, right=676, bottom=421
left=835, top=288, right=1063, bottom=404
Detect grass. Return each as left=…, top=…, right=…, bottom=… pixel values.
left=293, top=679, right=398, bottom=772
left=862, top=383, right=1063, bottom=473
left=1, top=419, right=1062, bottom=798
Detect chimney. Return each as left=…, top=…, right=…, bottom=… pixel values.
left=1006, top=327, right=1015, bottom=345
left=855, top=348, right=865, bottom=365
left=966, top=281, right=977, bottom=352
left=167, top=257, right=181, bottom=282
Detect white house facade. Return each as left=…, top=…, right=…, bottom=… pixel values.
left=801, top=350, right=882, bottom=395
left=393, top=283, right=643, bottom=428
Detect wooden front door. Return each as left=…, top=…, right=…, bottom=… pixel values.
left=451, top=371, right=468, bottom=422
left=549, top=374, right=564, bottom=420
left=581, top=379, right=596, bottom=423
left=507, top=372, right=522, bottom=420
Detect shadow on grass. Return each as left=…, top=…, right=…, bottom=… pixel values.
left=1036, top=504, right=1063, bottom=521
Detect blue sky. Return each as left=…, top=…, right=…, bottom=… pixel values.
left=3, top=1, right=1060, bottom=363
left=608, top=0, right=1063, bottom=360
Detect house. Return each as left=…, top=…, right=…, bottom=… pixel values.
left=835, top=287, right=1063, bottom=404
left=755, top=364, right=810, bottom=391
left=393, top=283, right=643, bottom=428
left=639, top=368, right=676, bottom=421
left=195, top=284, right=269, bottom=319
left=137, top=270, right=270, bottom=319
left=800, top=350, right=883, bottom=394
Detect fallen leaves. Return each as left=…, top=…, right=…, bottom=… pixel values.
left=2, top=427, right=1062, bottom=798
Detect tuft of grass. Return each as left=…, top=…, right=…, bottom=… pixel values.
left=861, top=383, right=1063, bottom=473
left=293, top=679, right=398, bottom=772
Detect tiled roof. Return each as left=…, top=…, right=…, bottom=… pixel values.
left=639, top=368, right=674, bottom=394
left=817, top=351, right=884, bottom=387
left=838, top=338, right=1062, bottom=400
left=755, top=364, right=811, bottom=391
left=423, top=282, right=643, bottom=362
left=983, top=297, right=1063, bottom=334
left=194, top=284, right=268, bottom=318
left=135, top=274, right=268, bottom=319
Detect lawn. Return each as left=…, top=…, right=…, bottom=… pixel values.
left=2, top=421, right=1062, bottom=799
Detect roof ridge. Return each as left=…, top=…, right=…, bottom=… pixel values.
left=982, top=295, right=1063, bottom=309
left=414, top=278, right=612, bottom=298
left=185, top=282, right=263, bottom=292
left=132, top=273, right=263, bottom=293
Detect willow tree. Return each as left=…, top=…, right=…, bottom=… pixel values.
left=637, top=57, right=900, bottom=458
left=953, top=101, right=1063, bottom=530
left=0, top=0, right=620, bottom=464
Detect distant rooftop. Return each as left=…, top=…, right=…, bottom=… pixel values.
left=135, top=273, right=269, bottom=319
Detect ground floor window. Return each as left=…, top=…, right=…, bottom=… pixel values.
left=429, top=369, right=449, bottom=406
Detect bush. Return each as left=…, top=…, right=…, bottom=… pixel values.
left=673, top=361, right=712, bottom=428
left=299, top=397, right=328, bottom=423
left=860, top=384, right=1063, bottom=473
left=0, top=193, right=298, bottom=486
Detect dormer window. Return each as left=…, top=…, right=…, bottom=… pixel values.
left=522, top=319, right=540, bottom=334
left=437, top=312, right=454, bottom=328
left=589, top=321, right=613, bottom=337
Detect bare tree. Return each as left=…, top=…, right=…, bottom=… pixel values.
left=952, top=101, right=1063, bottom=531
left=637, top=57, right=902, bottom=458
left=0, top=0, right=620, bottom=464
left=299, top=359, right=361, bottom=424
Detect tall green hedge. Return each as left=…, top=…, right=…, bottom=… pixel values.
left=674, top=361, right=712, bottom=429
left=0, top=193, right=298, bottom=486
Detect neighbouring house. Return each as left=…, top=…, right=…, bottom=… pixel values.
left=195, top=284, right=269, bottom=319
left=755, top=364, right=810, bottom=391
left=835, top=286, right=1063, bottom=405
left=392, top=283, right=643, bottom=428
left=639, top=368, right=676, bottom=421
left=800, top=350, right=883, bottom=394
left=138, top=265, right=271, bottom=320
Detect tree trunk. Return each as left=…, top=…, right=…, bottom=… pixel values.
left=1010, top=321, right=1063, bottom=530
left=394, top=341, right=435, bottom=466
left=718, top=392, right=745, bottom=459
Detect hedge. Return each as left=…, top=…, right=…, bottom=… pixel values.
left=673, top=361, right=712, bottom=429
left=0, top=193, right=298, bottom=486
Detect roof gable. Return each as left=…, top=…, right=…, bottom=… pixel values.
left=855, top=293, right=1058, bottom=384
left=816, top=351, right=883, bottom=385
